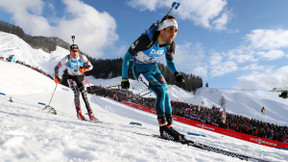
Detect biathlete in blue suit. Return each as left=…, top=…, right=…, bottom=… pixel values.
left=121, top=15, right=185, bottom=141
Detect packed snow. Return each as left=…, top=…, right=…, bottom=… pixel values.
left=0, top=31, right=288, bottom=161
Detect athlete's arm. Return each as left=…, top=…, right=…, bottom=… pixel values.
left=165, top=41, right=178, bottom=73
left=82, top=55, right=93, bottom=71
left=54, top=55, right=69, bottom=78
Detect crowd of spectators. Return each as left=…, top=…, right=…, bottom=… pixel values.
left=89, top=86, right=288, bottom=143
left=171, top=101, right=288, bottom=143
left=0, top=55, right=53, bottom=80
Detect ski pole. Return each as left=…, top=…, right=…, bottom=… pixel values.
left=141, top=91, right=152, bottom=97
left=47, top=83, right=58, bottom=107
left=83, top=73, right=96, bottom=95
left=42, top=83, right=58, bottom=115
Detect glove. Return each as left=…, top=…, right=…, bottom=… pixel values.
left=174, top=72, right=185, bottom=83
left=79, top=67, right=86, bottom=73
left=54, top=76, right=61, bottom=84
left=121, top=78, right=130, bottom=89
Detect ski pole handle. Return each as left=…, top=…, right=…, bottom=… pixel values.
left=166, top=2, right=180, bottom=16
left=172, top=2, right=180, bottom=9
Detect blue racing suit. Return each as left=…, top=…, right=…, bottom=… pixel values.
left=122, top=32, right=178, bottom=118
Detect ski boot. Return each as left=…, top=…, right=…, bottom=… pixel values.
left=77, top=110, right=86, bottom=120
left=88, top=111, right=99, bottom=122
left=166, top=116, right=185, bottom=139
left=158, top=117, right=183, bottom=141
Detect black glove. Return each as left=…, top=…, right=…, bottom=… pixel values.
left=174, top=72, right=185, bottom=83
left=83, top=64, right=90, bottom=69
left=121, top=78, right=130, bottom=89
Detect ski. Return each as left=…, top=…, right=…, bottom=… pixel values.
left=79, top=118, right=114, bottom=125
left=79, top=118, right=102, bottom=123
left=133, top=132, right=268, bottom=162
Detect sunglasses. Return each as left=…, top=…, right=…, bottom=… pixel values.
left=71, top=49, right=78, bottom=53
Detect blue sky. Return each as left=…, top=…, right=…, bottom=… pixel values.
left=1, top=0, right=288, bottom=91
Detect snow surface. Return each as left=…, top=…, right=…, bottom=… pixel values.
left=0, top=31, right=288, bottom=161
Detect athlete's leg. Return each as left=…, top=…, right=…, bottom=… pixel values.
left=79, top=84, right=92, bottom=113
left=76, top=76, right=98, bottom=121
left=132, top=67, right=183, bottom=141
left=141, top=72, right=166, bottom=118
left=153, top=72, right=185, bottom=139
left=68, top=79, right=81, bottom=109
left=153, top=73, right=172, bottom=115
left=132, top=66, right=168, bottom=118
left=68, top=78, right=85, bottom=120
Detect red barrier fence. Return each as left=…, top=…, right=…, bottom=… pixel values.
left=122, top=101, right=288, bottom=150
